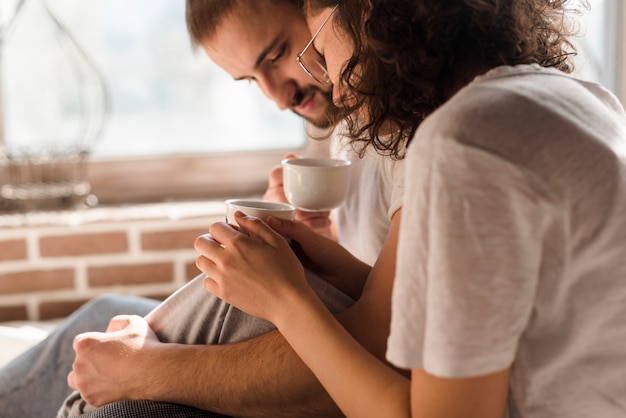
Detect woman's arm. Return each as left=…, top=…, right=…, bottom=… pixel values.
left=409, top=368, right=510, bottom=418
left=198, top=210, right=410, bottom=416
left=268, top=273, right=413, bottom=418
left=198, top=211, right=511, bottom=418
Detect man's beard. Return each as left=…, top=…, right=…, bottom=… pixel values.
left=290, top=86, right=336, bottom=128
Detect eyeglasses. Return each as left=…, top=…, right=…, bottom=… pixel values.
left=296, top=4, right=339, bottom=86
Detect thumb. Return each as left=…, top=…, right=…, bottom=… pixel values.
left=105, top=315, right=141, bottom=333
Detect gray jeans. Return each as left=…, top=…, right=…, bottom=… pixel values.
left=0, top=294, right=159, bottom=418
left=55, top=270, right=353, bottom=417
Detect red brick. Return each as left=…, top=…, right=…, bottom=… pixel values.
left=0, top=269, right=75, bottom=295
left=88, top=263, right=174, bottom=287
left=0, top=304, right=28, bottom=322
left=40, top=232, right=128, bottom=257
left=39, top=299, right=89, bottom=320
left=0, top=239, right=27, bottom=261
left=185, top=261, right=202, bottom=281
left=141, top=228, right=207, bottom=251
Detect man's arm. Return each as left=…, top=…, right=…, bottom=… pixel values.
left=159, top=211, right=400, bottom=416
left=70, top=212, right=401, bottom=417
left=148, top=330, right=340, bottom=417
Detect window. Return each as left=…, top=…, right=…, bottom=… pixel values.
left=1, top=0, right=307, bottom=205
left=1, top=0, right=624, bottom=207
left=572, top=0, right=625, bottom=101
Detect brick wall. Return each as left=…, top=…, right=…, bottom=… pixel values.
left=0, top=200, right=227, bottom=321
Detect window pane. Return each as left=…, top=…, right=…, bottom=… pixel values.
left=572, top=0, right=608, bottom=85
left=572, top=0, right=624, bottom=101
left=1, top=0, right=306, bottom=160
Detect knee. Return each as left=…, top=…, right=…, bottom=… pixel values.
left=62, top=295, right=158, bottom=336
left=79, top=294, right=157, bottom=319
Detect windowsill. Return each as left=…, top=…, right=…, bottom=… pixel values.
left=87, top=150, right=294, bottom=205
left=0, top=199, right=233, bottom=228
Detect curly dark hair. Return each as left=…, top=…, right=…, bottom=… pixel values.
left=302, top=0, right=583, bottom=159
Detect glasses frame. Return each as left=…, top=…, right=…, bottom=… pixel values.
left=296, top=4, right=339, bottom=86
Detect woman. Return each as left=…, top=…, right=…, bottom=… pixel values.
left=195, top=1, right=626, bottom=417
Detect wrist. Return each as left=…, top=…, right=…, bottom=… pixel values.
left=274, top=287, right=328, bottom=337
left=135, top=342, right=195, bottom=402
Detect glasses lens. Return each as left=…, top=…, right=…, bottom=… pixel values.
left=299, top=49, right=331, bottom=85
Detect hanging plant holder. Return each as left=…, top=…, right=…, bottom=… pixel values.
left=0, top=0, right=109, bottom=212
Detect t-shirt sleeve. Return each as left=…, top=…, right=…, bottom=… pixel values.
left=382, top=155, right=405, bottom=220
left=387, top=136, right=561, bottom=377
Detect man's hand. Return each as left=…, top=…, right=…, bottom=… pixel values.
left=68, top=315, right=160, bottom=407
left=263, top=154, right=334, bottom=238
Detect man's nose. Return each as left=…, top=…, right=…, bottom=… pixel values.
left=258, top=74, right=294, bottom=110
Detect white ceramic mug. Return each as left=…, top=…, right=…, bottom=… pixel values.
left=224, top=198, right=296, bottom=225
left=281, top=157, right=352, bottom=211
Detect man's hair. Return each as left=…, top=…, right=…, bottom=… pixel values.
left=186, top=0, right=238, bottom=48
left=186, top=0, right=301, bottom=48
left=304, top=0, right=583, bottom=159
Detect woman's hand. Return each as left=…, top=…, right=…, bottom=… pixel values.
left=195, top=212, right=314, bottom=324
left=263, top=154, right=334, bottom=238
left=205, top=212, right=371, bottom=299
left=267, top=214, right=372, bottom=300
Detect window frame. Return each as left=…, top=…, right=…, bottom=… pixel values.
left=88, top=123, right=334, bottom=204
left=88, top=148, right=302, bottom=204
left=617, top=1, right=626, bottom=103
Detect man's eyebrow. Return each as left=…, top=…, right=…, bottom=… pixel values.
left=254, top=35, right=281, bottom=69
left=232, top=35, right=282, bottom=81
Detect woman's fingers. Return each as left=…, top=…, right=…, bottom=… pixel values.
left=195, top=215, right=289, bottom=284
left=230, top=212, right=289, bottom=248
left=194, top=231, right=223, bottom=279
left=267, top=215, right=320, bottom=246
left=194, top=231, right=224, bottom=254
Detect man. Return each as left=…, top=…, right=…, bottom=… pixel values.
left=189, top=0, right=333, bottom=128
left=0, top=1, right=403, bottom=417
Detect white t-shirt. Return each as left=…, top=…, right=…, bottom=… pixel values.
left=331, top=132, right=405, bottom=265
left=387, top=65, right=626, bottom=417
